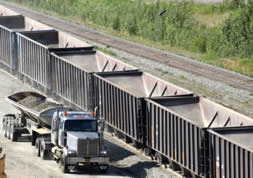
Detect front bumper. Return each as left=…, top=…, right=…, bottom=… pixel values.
left=67, top=156, right=109, bottom=165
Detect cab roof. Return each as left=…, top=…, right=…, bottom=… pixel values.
left=59, top=111, right=96, bottom=121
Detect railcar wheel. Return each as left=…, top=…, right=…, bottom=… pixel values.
left=133, top=141, right=142, bottom=149
left=155, top=153, right=163, bottom=165
left=144, top=147, right=151, bottom=156
left=150, top=152, right=155, bottom=160
left=166, top=159, right=174, bottom=169
left=124, top=136, right=132, bottom=144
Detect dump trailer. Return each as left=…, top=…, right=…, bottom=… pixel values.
left=2, top=91, right=109, bottom=173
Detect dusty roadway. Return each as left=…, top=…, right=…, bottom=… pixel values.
left=0, top=69, right=181, bottom=178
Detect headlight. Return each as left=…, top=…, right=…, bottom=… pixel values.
left=100, top=150, right=107, bottom=155
left=67, top=150, right=77, bottom=157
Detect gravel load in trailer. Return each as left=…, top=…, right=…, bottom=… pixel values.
left=208, top=127, right=253, bottom=178
left=50, top=47, right=136, bottom=111
left=94, top=70, right=192, bottom=144
left=6, top=91, right=71, bottom=128
left=144, top=95, right=253, bottom=177
left=16, top=29, right=91, bottom=92
left=0, top=14, right=51, bottom=74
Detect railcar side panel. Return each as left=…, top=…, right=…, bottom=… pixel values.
left=94, top=75, right=143, bottom=143
left=17, top=33, right=51, bottom=89
left=145, top=99, right=206, bottom=177
left=50, top=54, right=94, bottom=111
left=0, top=26, right=15, bottom=71
left=208, top=130, right=253, bottom=178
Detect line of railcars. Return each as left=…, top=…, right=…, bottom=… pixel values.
left=0, top=5, right=253, bottom=178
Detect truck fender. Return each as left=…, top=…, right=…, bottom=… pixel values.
left=63, top=147, right=68, bottom=157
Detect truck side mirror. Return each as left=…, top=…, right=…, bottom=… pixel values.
left=94, top=106, right=99, bottom=118
left=98, top=119, right=105, bottom=132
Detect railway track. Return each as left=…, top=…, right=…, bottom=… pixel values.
left=1, top=1, right=253, bottom=92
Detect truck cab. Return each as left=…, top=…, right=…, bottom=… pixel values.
left=51, top=111, right=109, bottom=173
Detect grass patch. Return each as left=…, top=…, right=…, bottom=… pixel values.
left=194, top=13, right=229, bottom=27
left=96, top=47, right=117, bottom=57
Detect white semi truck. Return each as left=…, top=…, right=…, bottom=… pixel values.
left=2, top=91, right=109, bottom=173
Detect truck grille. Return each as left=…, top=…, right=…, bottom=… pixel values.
left=77, top=138, right=100, bottom=157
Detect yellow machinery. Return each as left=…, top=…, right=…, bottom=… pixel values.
left=0, top=148, right=6, bottom=178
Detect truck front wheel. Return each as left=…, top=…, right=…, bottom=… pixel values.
left=35, top=138, right=41, bottom=157
left=60, top=156, right=69, bottom=173
left=7, top=123, right=11, bottom=140
left=10, top=129, right=17, bottom=142
left=3, top=123, right=7, bottom=138
left=98, top=164, right=109, bottom=173
left=40, top=146, right=48, bottom=160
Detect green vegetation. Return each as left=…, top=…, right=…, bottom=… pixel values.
left=96, top=47, right=117, bottom=57
left=11, top=0, right=253, bottom=76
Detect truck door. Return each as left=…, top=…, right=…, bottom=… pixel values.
left=58, top=121, right=66, bottom=147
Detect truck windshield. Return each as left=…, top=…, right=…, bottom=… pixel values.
left=64, top=120, right=97, bottom=132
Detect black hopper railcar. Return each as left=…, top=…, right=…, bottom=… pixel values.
left=93, top=70, right=191, bottom=146
left=0, top=14, right=52, bottom=74
left=0, top=6, right=253, bottom=178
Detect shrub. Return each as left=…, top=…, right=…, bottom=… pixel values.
left=223, top=4, right=253, bottom=57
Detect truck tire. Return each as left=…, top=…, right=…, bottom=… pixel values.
left=3, top=123, right=7, bottom=138
left=35, top=137, right=40, bottom=149
left=36, top=138, right=41, bottom=157
left=60, top=156, right=69, bottom=173
left=37, top=146, right=41, bottom=157
left=31, top=133, right=36, bottom=146
left=3, top=128, right=7, bottom=138
left=4, top=114, right=16, bottom=140
left=7, top=124, right=10, bottom=140
left=98, top=164, right=109, bottom=173
left=40, top=146, right=47, bottom=160
left=10, top=128, right=17, bottom=142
